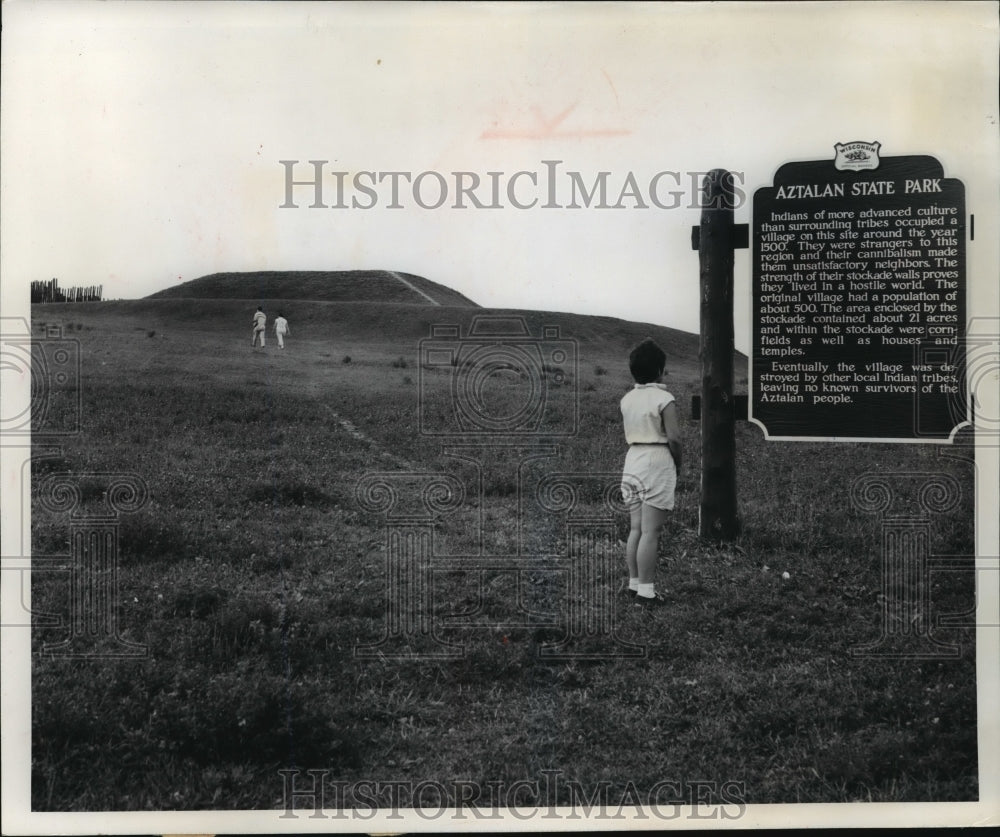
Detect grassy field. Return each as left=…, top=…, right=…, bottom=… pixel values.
left=28, top=299, right=977, bottom=812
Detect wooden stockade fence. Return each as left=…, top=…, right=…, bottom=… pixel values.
left=31, top=278, right=103, bottom=304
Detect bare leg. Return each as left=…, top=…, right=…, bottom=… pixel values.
left=636, top=503, right=669, bottom=584
left=624, top=503, right=642, bottom=580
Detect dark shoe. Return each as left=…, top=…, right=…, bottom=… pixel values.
left=633, top=592, right=668, bottom=607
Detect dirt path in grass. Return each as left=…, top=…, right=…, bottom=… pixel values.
left=290, top=367, right=417, bottom=472
left=328, top=408, right=416, bottom=471
left=388, top=270, right=441, bottom=306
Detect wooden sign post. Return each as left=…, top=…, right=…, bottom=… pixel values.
left=691, top=169, right=747, bottom=541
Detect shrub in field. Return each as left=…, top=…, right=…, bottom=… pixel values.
left=32, top=454, right=72, bottom=473
left=342, top=355, right=351, bottom=364
left=167, top=584, right=228, bottom=619
left=245, top=479, right=334, bottom=508
left=320, top=592, right=386, bottom=620
left=118, top=510, right=189, bottom=564
left=446, top=638, right=528, bottom=685
left=33, top=657, right=176, bottom=808
left=33, top=669, right=314, bottom=807
left=146, top=667, right=363, bottom=769
left=484, top=476, right=518, bottom=498
left=543, top=363, right=571, bottom=383
left=391, top=356, right=408, bottom=369
left=75, top=476, right=111, bottom=505
left=209, top=593, right=281, bottom=654
left=31, top=516, right=70, bottom=553
left=250, top=553, right=294, bottom=574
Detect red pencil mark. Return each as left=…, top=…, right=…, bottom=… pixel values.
left=481, top=102, right=629, bottom=140
left=601, top=68, right=620, bottom=108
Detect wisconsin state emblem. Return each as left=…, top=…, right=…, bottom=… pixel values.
left=833, top=141, right=881, bottom=171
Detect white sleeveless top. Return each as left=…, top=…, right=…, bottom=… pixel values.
left=620, top=383, right=675, bottom=444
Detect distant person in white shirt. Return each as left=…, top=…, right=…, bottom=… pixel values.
left=274, top=313, right=290, bottom=349
left=252, top=307, right=266, bottom=348
left=619, top=338, right=683, bottom=606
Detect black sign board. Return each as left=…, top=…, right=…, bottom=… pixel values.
left=751, top=150, right=968, bottom=441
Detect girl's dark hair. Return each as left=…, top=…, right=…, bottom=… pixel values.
left=629, top=338, right=667, bottom=383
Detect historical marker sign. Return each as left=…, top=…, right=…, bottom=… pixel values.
left=751, top=148, right=968, bottom=441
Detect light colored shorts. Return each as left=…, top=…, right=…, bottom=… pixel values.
left=621, top=444, right=677, bottom=511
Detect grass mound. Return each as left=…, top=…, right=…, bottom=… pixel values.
left=146, top=270, right=479, bottom=307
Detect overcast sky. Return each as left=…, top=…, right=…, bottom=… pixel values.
left=2, top=1, right=998, bottom=352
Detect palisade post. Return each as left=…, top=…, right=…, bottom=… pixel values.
left=692, top=169, right=745, bottom=541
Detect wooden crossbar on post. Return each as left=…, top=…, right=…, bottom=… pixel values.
left=692, top=169, right=746, bottom=541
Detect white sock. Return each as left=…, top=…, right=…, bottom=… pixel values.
left=628, top=577, right=639, bottom=591
left=637, top=583, right=655, bottom=599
